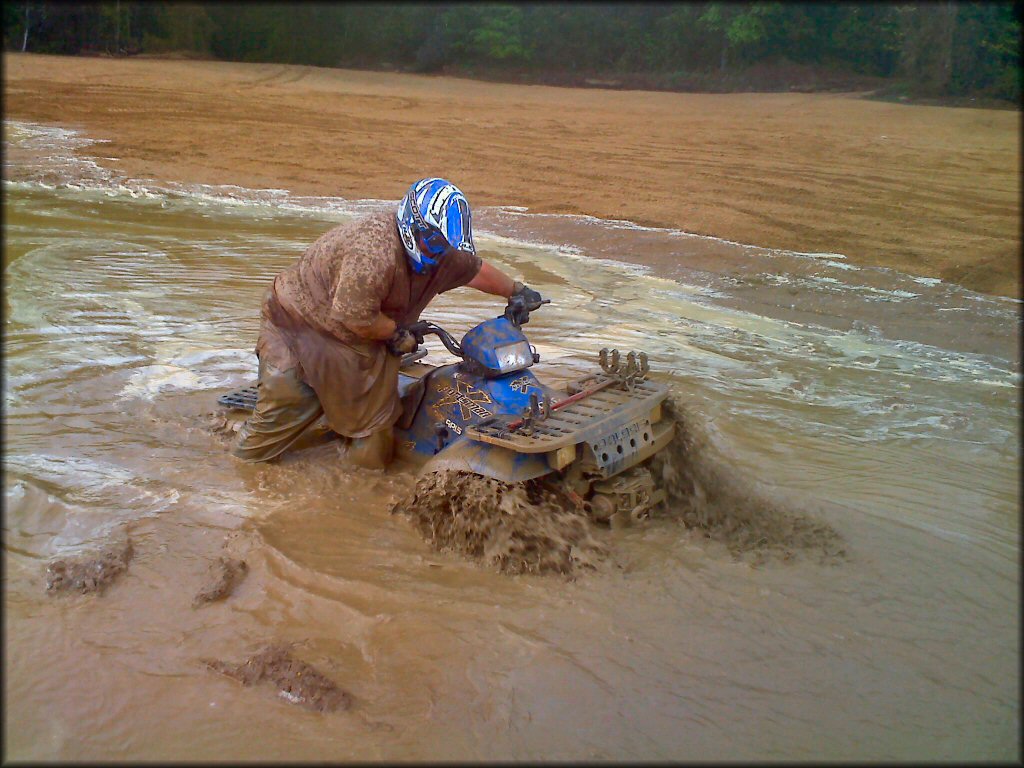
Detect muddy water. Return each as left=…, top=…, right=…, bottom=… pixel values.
left=3, top=120, right=1019, bottom=760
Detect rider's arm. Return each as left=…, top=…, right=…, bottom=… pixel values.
left=330, top=248, right=397, bottom=342
left=466, top=260, right=516, bottom=298
left=343, top=312, right=397, bottom=341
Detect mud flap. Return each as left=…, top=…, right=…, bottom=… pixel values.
left=396, top=374, right=427, bottom=430
left=421, top=440, right=553, bottom=483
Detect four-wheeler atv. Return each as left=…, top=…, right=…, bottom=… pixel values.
left=218, top=295, right=676, bottom=527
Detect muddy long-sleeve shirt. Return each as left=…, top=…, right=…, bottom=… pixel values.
left=255, top=211, right=482, bottom=438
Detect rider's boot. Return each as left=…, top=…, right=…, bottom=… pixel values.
left=340, top=428, right=394, bottom=470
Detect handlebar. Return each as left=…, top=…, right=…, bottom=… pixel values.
left=405, top=293, right=549, bottom=359
left=406, top=320, right=463, bottom=357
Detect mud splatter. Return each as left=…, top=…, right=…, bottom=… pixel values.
left=204, top=644, right=352, bottom=713
left=392, top=470, right=606, bottom=576
left=198, top=411, right=245, bottom=441
left=192, top=556, right=248, bottom=607
left=651, top=397, right=846, bottom=563
left=45, top=538, right=134, bottom=596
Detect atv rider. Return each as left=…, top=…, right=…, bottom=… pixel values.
left=232, top=177, right=543, bottom=469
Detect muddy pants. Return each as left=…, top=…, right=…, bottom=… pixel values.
left=232, top=357, right=394, bottom=469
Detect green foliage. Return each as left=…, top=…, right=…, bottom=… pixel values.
left=142, top=4, right=214, bottom=55
left=726, top=11, right=765, bottom=48
left=828, top=4, right=901, bottom=76
left=468, top=5, right=529, bottom=63
left=5, top=1, right=1020, bottom=102
left=699, top=3, right=783, bottom=69
left=650, top=5, right=705, bottom=71
left=950, top=1, right=1021, bottom=100
left=3, top=2, right=29, bottom=50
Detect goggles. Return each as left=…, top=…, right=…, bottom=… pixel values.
left=407, top=191, right=450, bottom=261
left=419, top=228, right=451, bottom=257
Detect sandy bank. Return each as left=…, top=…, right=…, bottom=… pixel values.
left=4, top=53, right=1019, bottom=297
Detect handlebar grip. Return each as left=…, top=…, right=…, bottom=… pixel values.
left=404, top=320, right=432, bottom=343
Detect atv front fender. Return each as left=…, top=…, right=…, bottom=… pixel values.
left=420, top=439, right=553, bottom=483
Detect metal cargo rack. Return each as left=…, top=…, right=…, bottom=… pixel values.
left=466, top=375, right=668, bottom=453
left=218, top=385, right=258, bottom=411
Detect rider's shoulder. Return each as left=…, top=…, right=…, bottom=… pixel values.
left=333, top=211, right=398, bottom=245
left=308, top=212, right=397, bottom=256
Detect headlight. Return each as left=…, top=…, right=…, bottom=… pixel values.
left=494, top=341, right=532, bottom=373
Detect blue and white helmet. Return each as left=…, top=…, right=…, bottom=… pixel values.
left=396, top=177, right=475, bottom=274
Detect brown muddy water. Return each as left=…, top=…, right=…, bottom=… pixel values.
left=3, top=120, right=1020, bottom=761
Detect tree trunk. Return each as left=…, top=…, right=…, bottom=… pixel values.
left=115, top=0, right=120, bottom=53
left=935, top=0, right=958, bottom=94
left=899, top=2, right=958, bottom=96
left=21, top=3, right=30, bottom=52
left=898, top=5, right=921, bottom=81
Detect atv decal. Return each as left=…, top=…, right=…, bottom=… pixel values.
left=432, top=380, right=494, bottom=421
left=509, top=375, right=535, bottom=393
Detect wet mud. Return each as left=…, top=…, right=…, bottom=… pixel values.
left=199, top=408, right=340, bottom=456
left=652, top=397, right=846, bottom=563
left=204, top=645, right=353, bottom=713
left=192, top=556, right=248, bottom=607
left=391, top=397, right=845, bottom=573
left=198, top=410, right=245, bottom=442
left=45, top=538, right=134, bottom=596
left=5, top=131, right=1018, bottom=759
left=393, top=470, right=607, bottom=576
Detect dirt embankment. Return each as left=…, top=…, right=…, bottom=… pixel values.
left=3, top=53, right=1019, bottom=297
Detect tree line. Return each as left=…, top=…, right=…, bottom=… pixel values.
left=4, top=2, right=1020, bottom=101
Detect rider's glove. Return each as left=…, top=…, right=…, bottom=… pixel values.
left=386, top=328, right=419, bottom=356
left=511, top=281, right=544, bottom=310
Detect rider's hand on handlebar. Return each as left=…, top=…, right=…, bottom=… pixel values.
left=404, top=320, right=431, bottom=341
left=386, top=328, right=419, bottom=356
left=505, top=282, right=548, bottom=326
left=511, top=281, right=545, bottom=311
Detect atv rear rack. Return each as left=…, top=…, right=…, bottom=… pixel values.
left=218, top=386, right=258, bottom=410
left=216, top=349, right=429, bottom=411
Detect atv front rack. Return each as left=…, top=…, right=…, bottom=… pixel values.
left=467, top=374, right=668, bottom=454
